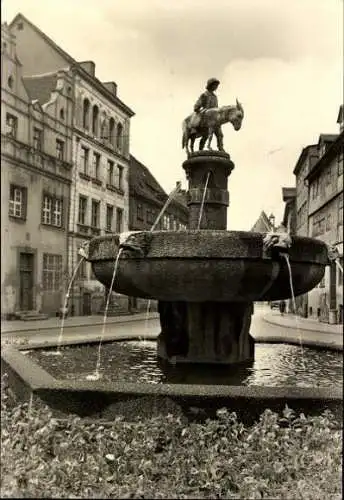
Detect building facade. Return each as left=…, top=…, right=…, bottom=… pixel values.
left=10, top=13, right=134, bottom=316
left=129, top=155, right=188, bottom=232
left=281, top=187, right=296, bottom=234
left=1, top=24, right=73, bottom=318
left=305, top=131, right=343, bottom=324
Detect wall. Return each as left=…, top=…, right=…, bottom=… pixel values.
left=1, top=161, right=71, bottom=314
left=307, top=146, right=343, bottom=323
left=1, top=25, right=72, bottom=316
left=9, top=18, right=70, bottom=76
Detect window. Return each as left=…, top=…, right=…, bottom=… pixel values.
left=42, top=194, right=63, bottom=227
left=9, top=185, right=27, bottom=219
left=137, top=204, right=143, bottom=220
left=338, top=257, right=343, bottom=286
left=162, top=214, right=168, bottom=229
left=8, top=75, right=13, bottom=89
left=77, top=258, right=87, bottom=280
left=78, top=196, right=87, bottom=225
left=326, top=214, right=332, bottom=231
left=100, top=119, right=106, bottom=140
left=339, top=198, right=343, bottom=225
left=109, top=118, right=115, bottom=145
left=59, top=108, right=65, bottom=120
left=80, top=147, right=89, bottom=174
left=42, top=254, right=62, bottom=291
left=116, top=122, right=123, bottom=150
left=83, top=98, right=90, bottom=129
left=312, top=217, right=326, bottom=237
left=91, top=200, right=100, bottom=228
left=338, top=147, right=344, bottom=176
left=56, top=139, right=64, bottom=161
left=146, top=209, right=155, bottom=225
left=32, top=127, right=42, bottom=150
left=325, top=168, right=331, bottom=186
left=107, top=160, right=114, bottom=185
left=92, top=153, right=100, bottom=179
left=116, top=207, right=123, bottom=233
left=92, top=105, right=99, bottom=136
left=6, top=113, right=17, bottom=138
left=106, top=205, right=114, bottom=231
left=114, top=164, right=124, bottom=189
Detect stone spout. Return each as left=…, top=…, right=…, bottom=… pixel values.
left=325, top=243, right=339, bottom=264
left=78, top=241, right=90, bottom=260
left=263, top=226, right=292, bottom=256
left=118, top=231, right=152, bottom=258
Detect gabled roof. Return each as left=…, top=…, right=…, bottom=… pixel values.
left=23, top=73, right=58, bottom=105
left=318, top=133, right=338, bottom=144
left=305, top=131, right=344, bottom=182
left=251, top=210, right=272, bottom=232
left=293, top=144, right=318, bottom=175
left=129, top=155, right=188, bottom=214
left=129, top=155, right=166, bottom=207
left=282, top=187, right=296, bottom=202
left=9, top=13, right=135, bottom=117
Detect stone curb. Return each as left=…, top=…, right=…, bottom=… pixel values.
left=253, top=335, right=342, bottom=352
left=1, top=313, right=160, bottom=335
left=263, top=316, right=342, bottom=336
left=11, top=333, right=159, bottom=350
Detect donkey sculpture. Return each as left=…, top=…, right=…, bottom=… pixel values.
left=182, top=99, right=244, bottom=156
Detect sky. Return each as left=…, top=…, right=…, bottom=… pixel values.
left=2, top=0, right=343, bottom=230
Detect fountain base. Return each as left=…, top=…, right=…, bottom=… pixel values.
left=157, top=301, right=255, bottom=365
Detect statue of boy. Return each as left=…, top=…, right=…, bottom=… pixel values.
left=189, top=78, right=220, bottom=132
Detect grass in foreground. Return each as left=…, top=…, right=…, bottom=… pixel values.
left=1, top=376, right=342, bottom=499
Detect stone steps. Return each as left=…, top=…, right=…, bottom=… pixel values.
left=13, top=311, right=49, bottom=321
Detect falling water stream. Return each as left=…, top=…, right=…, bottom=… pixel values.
left=335, top=258, right=343, bottom=275
left=85, top=186, right=182, bottom=378
left=197, top=171, right=211, bottom=230
left=140, top=299, right=151, bottom=345
left=86, top=249, right=123, bottom=381
left=43, top=257, right=85, bottom=357
left=135, top=185, right=182, bottom=343
left=150, top=184, right=182, bottom=232
left=282, top=253, right=306, bottom=370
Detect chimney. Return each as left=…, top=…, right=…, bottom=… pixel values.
left=103, top=81, right=117, bottom=96
left=78, top=61, right=96, bottom=77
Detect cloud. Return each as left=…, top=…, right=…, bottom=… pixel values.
left=2, top=0, right=342, bottom=230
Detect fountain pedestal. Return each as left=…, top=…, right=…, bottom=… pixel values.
left=157, top=301, right=254, bottom=364
left=157, top=151, right=255, bottom=365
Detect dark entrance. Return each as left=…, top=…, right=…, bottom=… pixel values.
left=83, top=291, right=92, bottom=316
left=19, top=252, right=34, bottom=310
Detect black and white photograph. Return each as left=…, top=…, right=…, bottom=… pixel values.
left=1, top=0, right=343, bottom=498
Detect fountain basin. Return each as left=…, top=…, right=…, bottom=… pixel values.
left=2, top=341, right=342, bottom=424
left=88, top=231, right=328, bottom=302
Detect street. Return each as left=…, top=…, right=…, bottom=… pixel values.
left=2, top=304, right=342, bottom=350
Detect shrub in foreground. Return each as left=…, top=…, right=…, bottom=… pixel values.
left=1, top=377, right=342, bottom=499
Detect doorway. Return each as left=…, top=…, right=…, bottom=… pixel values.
left=19, top=252, right=34, bottom=311
left=83, top=291, right=91, bottom=316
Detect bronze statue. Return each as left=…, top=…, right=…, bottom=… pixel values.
left=182, top=78, right=244, bottom=155
left=190, top=77, right=220, bottom=131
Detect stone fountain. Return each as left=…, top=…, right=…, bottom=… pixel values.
left=2, top=87, right=341, bottom=423
left=84, top=94, right=329, bottom=368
